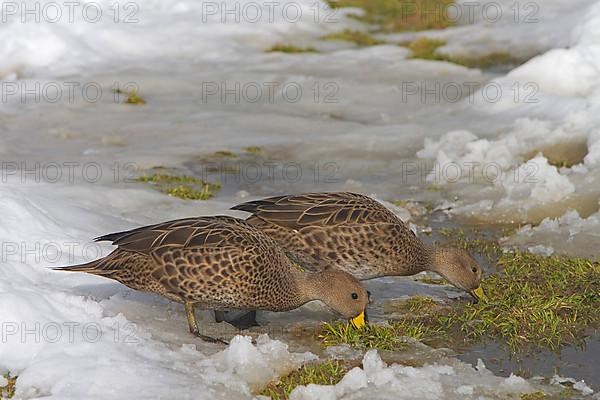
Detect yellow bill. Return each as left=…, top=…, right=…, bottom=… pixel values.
left=349, top=310, right=366, bottom=329
left=469, top=286, right=488, bottom=302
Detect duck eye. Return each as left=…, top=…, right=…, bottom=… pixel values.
left=351, top=292, right=358, bottom=300
left=472, top=267, right=478, bottom=273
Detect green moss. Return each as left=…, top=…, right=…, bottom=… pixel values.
left=521, top=392, right=546, bottom=400
left=267, top=44, right=318, bottom=53
left=112, top=88, right=146, bottom=105
left=243, top=146, right=263, bottom=154
left=136, top=172, right=221, bottom=200
left=259, top=359, right=350, bottom=400
left=321, top=29, right=385, bottom=46
left=327, top=0, right=456, bottom=32
left=405, top=37, right=522, bottom=69
left=213, top=150, right=236, bottom=157
left=1, top=373, right=17, bottom=399
left=164, top=185, right=217, bottom=200
left=321, top=252, right=600, bottom=354
left=407, top=37, right=447, bottom=60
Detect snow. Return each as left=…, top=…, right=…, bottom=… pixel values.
left=414, top=0, right=600, bottom=249
left=552, top=376, right=595, bottom=396
left=288, top=350, right=548, bottom=400
left=506, top=210, right=600, bottom=258
left=1, top=0, right=600, bottom=396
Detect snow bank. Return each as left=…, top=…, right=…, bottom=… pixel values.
left=289, top=350, right=548, bottom=400
left=416, top=0, right=600, bottom=229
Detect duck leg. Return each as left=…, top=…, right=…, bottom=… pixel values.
left=229, top=310, right=259, bottom=330
left=214, top=310, right=226, bottom=323
left=184, top=302, right=229, bottom=344
left=214, top=310, right=260, bottom=329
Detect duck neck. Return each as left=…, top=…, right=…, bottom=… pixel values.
left=421, top=243, right=447, bottom=276
left=291, top=269, right=333, bottom=306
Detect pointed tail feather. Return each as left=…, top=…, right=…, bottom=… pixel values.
left=53, top=259, right=112, bottom=275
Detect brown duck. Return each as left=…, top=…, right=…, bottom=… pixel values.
left=232, top=192, right=486, bottom=301
left=56, top=216, right=369, bottom=341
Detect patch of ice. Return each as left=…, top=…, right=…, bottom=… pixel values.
left=507, top=210, right=600, bottom=258
left=574, top=381, right=595, bottom=396
left=526, top=244, right=555, bottom=256
left=499, top=155, right=575, bottom=206
left=552, top=375, right=595, bottom=396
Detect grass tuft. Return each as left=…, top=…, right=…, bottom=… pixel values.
left=321, top=29, right=385, bottom=46
left=407, top=37, right=447, bottom=60
left=320, top=297, right=447, bottom=348
left=213, top=150, right=236, bottom=157
left=405, top=37, right=523, bottom=68
left=136, top=171, right=221, bottom=200
left=397, top=295, right=438, bottom=313
left=1, top=373, right=17, bottom=399
left=243, top=146, right=263, bottom=154
left=521, top=392, right=546, bottom=400
left=320, top=252, right=600, bottom=353
left=267, top=44, right=318, bottom=53
left=112, top=88, right=146, bottom=105
left=326, top=0, right=456, bottom=32
left=319, top=322, right=403, bottom=350
left=452, top=251, right=600, bottom=352
left=259, top=359, right=350, bottom=400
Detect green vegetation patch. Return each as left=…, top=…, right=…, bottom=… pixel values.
left=455, top=251, right=600, bottom=352
left=406, top=37, right=447, bottom=60
left=320, top=252, right=600, bottom=353
left=112, top=88, right=146, bottom=105
left=259, top=359, right=351, bottom=400
left=136, top=171, right=221, bottom=200
left=321, top=29, right=385, bottom=46
left=320, top=321, right=404, bottom=350
left=267, top=44, right=319, bottom=53
left=243, top=146, right=263, bottom=154
left=405, top=37, right=522, bottom=68
left=326, top=0, right=456, bottom=32
left=1, top=373, right=17, bottom=399
left=521, top=392, right=546, bottom=400
left=212, top=150, right=236, bottom=158
left=321, top=296, right=448, bottom=348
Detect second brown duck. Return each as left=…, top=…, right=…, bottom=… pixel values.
left=232, top=192, right=486, bottom=301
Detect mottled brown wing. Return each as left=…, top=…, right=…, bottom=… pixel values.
left=231, top=192, right=402, bottom=229
left=90, top=216, right=298, bottom=308
left=94, top=215, right=257, bottom=255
